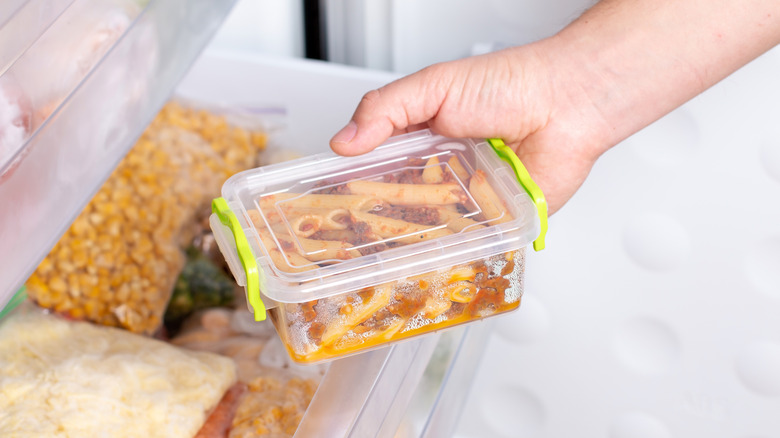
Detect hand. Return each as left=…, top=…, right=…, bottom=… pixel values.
left=329, top=44, right=609, bottom=215
left=330, top=0, right=780, bottom=215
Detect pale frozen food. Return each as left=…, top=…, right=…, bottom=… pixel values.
left=0, top=308, right=236, bottom=438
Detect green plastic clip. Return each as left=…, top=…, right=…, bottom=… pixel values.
left=487, top=138, right=548, bottom=251
left=212, top=197, right=266, bottom=321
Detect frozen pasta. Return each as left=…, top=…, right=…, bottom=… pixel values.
left=212, top=133, right=541, bottom=363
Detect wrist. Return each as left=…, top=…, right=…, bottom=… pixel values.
left=520, top=36, right=617, bottom=162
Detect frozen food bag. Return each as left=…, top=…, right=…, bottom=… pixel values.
left=174, top=308, right=324, bottom=438
left=0, top=302, right=236, bottom=438
left=25, top=102, right=268, bottom=334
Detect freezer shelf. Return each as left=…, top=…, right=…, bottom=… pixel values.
left=295, top=321, right=493, bottom=438
left=297, top=332, right=440, bottom=437
left=0, top=0, right=239, bottom=309
left=399, top=321, right=495, bottom=437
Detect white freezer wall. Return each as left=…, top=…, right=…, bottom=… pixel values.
left=452, top=49, right=780, bottom=437
left=210, top=1, right=780, bottom=437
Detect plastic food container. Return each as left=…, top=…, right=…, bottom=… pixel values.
left=210, top=130, right=548, bottom=363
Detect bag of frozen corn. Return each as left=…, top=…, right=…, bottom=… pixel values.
left=25, top=101, right=268, bottom=334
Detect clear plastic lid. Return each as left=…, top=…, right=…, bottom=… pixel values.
left=212, top=130, right=542, bottom=309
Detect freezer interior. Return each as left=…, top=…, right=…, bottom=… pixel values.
left=1, top=3, right=489, bottom=431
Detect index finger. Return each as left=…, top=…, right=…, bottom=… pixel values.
left=329, top=67, right=447, bottom=156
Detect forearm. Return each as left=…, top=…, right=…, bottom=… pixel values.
left=545, top=0, right=780, bottom=153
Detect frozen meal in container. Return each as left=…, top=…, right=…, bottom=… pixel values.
left=210, top=130, right=548, bottom=363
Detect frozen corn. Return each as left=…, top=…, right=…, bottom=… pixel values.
left=25, top=102, right=267, bottom=333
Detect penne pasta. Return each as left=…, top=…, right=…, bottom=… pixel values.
left=269, top=250, right=316, bottom=273
left=246, top=209, right=265, bottom=229
left=447, top=266, right=477, bottom=283
left=422, top=156, right=443, bottom=183
left=290, top=214, right=322, bottom=237
left=248, top=207, right=289, bottom=230
left=320, top=285, right=394, bottom=346
left=443, top=281, right=477, bottom=303
left=277, top=207, right=351, bottom=231
left=327, top=316, right=406, bottom=352
left=352, top=317, right=407, bottom=347
left=447, top=155, right=471, bottom=182
left=469, top=170, right=513, bottom=224
left=274, top=233, right=361, bottom=261
left=228, top=137, right=535, bottom=364
left=256, top=192, right=297, bottom=209
left=422, top=295, right=452, bottom=319
left=349, top=210, right=453, bottom=245
left=270, top=249, right=524, bottom=363
left=267, top=224, right=360, bottom=262
left=275, top=194, right=382, bottom=211
left=255, top=228, right=315, bottom=273
left=346, top=180, right=466, bottom=205
left=323, top=208, right=351, bottom=230
left=434, top=207, right=485, bottom=233
left=313, top=229, right=358, bottom=242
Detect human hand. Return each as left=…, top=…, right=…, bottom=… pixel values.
left=329, top=44, right=610, bottom=216
left=331, top=0, right=780, bottom=216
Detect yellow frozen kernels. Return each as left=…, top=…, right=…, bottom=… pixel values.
left=26, top=102, right=267, bottom=334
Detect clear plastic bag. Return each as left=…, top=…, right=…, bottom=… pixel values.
left=174, top=308, right=325, bottom=438
left=0, top=301, right=237, bottom=438
left=25, top=102, right=269, bottom=334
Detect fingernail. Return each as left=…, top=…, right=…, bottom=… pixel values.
left=332, top=121, right=357, bottom=145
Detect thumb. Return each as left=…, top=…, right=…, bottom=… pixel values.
left=330, top=68, right=446, bottom=156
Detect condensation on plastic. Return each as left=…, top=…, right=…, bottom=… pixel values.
left=0, top=0, right=239, bottom=310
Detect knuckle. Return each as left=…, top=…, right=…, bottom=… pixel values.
left=359, top=89, right=382, bottom=108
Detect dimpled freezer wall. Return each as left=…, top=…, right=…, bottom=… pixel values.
left=348, top=1, right=780, bottom=435
left=454, top=36, right=780, bottom=438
